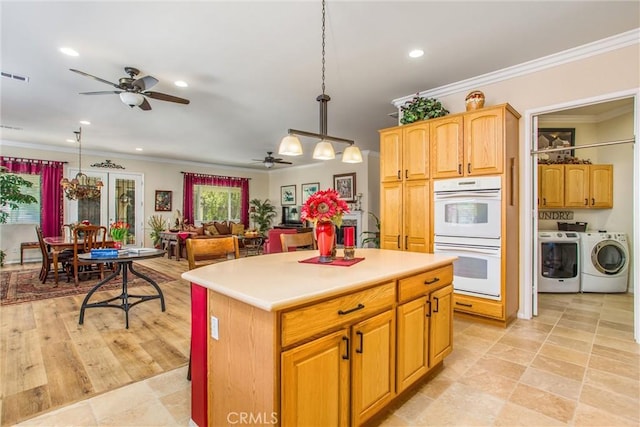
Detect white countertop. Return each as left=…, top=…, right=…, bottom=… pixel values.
left=181, top=248, right=456, bottom=311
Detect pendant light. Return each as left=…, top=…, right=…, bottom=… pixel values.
left=277, top=0, right=362, bottom=163
left=60, top=127, right=103, bottom=200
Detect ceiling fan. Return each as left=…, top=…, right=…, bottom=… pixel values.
left=252, top=152, right=293, bottom=169
left=70, top=66, right=190, bottom=111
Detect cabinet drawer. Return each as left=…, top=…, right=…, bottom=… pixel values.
left=281, top=282, right=396, bottom=347
left=398, top=265, right=453, bottom=303
left=453, top=294, right=503, bottom=319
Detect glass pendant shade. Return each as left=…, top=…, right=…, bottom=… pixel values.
left=341, top=145, right=363, bottom=163
left=312, top=140, right=335, bottom=160
left=278, top=135, right=303, bottom=156
left=119, top=92, right=144, bottom=107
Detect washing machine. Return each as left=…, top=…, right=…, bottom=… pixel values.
left=580, top=232, right=629, bottom=293
left=538, top=231, right=581, bottom=293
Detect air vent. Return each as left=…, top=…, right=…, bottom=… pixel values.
left=1, top=71, right=30, bottom=83
left=0, top=124, right=23, bottom=130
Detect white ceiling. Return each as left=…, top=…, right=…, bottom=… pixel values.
left=1, top=1, right=638, bottom=170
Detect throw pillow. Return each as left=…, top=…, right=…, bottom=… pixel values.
left=214, top=221, right=231, bottom=235
left=230, top=223, right=245, bottom=235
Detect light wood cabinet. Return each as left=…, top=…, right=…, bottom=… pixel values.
left=396, top=267, right=453, bottom=393
left=538, top=164, right=564, bottom=208
left=379, top=122, right=430, bottom=252
left=431, top=105, right=519, bottom=178
left=538, top=164, right=613, bottom=209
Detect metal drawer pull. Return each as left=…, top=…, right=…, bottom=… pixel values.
left=342, top=336, right=350, bottom=360
left=338, top=303, right=365, bottom=315
left=455, top=301, right=472, bottom=307
left=424, top=277, right=440, bottom=285
left=356, top=331, right=364, bottom=353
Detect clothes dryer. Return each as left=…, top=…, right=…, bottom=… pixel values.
left=579, top=232, right=629, bottom=293
left=538, top=231, right=581, bottom=293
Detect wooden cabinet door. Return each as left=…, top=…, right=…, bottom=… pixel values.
left=403, top=122, right=430, bottom=180
left=351, top=310, right=395, bottom=426
left=396, top=297, right=429, bottom=393
left=429, top=285, right=453, bottom=366
left=281, top=329, right=350, bottom=427
left=380, top=128, right=402, bottom=182
left=589, top=164, right=613, bottom=208
left=430, top=115, right=463, bottom=179
left=463, top=107, right=504, bottom=176
left=380, top=182, right=402, bottom=250
left=564, top=164, right=589, bottom=208
left=404, top=180, right=430, bottom=253
left=539, top=164, right=564, bottom=208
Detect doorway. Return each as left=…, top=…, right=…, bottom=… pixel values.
left=522, top=89, right=639, bottom=343
left=65, top=169, right=144, bottom=246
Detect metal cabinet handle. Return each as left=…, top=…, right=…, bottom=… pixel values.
left=404, top=235, right=408, bottom=250
left=397, top=235, right=400, bottom=249
left=433, top=296, right=440, bottom=313
left=397, top=170, right=401, bottom=180
left=591, top=198, right=595, bottom=205
left=426, top=300, right=431, bottom=317
left=455, top=301, right=472, bottom=307
left=585, top=198, right=588, bottom=205
left=458, top=164, right=462, bottom=175
left=342, top=336, right=350, bottom=360
left=424, top=277, right=440, bottom=285
left=467, top=163, right=471, bottom=174
left=543, top=198, right=547, bottom=206
left=356, top=331, right=364, bottom=354
left=338, top=303, right=365, bottom=315
left=405, top=169, right=408, bottom=179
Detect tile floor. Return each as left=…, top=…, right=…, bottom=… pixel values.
left=15, top=292, right=639, bottom=426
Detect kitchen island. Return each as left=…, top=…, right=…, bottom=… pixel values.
left=182, top=248, right=456, bottom=427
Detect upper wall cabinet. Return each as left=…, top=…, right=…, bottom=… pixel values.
left=539, top=164, right=613, bottom=209
left=431, top=104, right=520, bottom=178
left=380, top=122, right=429, bottom=182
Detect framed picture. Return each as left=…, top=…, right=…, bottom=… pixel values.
left=281, top=185, right=296, bottom=205
left=301, top=182, right=320, bottom=204
left=538, top=128, right=575, bottom=161
left=155, top=190, right=172, bottom=211
left=333, top=173, right=356, bottom=202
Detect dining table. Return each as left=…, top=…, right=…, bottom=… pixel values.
left=43, top=235, right=114, bottom=285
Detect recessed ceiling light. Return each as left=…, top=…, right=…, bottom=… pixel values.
left=79, top=120, right=91, bottom=125
left=135, top=148, right=143, bottom=151
left=60, top=47, right=79, bottom=57
left=174, top=80, right=188, bottom=88
left=409, top=49, right=424, bottom=58
left=66, top=139, right=74, bottom=143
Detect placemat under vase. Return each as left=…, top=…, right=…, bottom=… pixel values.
left=298, top=256, right=365, bottom=266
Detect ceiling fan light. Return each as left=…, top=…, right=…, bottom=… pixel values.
left=264, top=161, right=274, bottom=168
left=119, top=92, right=144, bottom=107
left=342, top=145, right=363, bottom=163
left=278, top=135, right=303, bottom=156
left=312, top=140, right=335, bottom=160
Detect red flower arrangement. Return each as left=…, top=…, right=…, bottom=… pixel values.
left=110, top=220, right=129, bottom=242
left=300, top=189, right=350, bottom=227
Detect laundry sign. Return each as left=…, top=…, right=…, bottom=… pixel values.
left=538, top=211, right=574, bottom=220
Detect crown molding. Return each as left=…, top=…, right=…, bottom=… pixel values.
left=392, top=28, right=640, bottom=108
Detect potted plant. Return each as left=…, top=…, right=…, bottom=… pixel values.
left=148, top=214, right=168, bottom=248
left=360, top=212, right=380, bottom=248
left=0, top=166, right=38, bottom=265
left=400, top=94, right=449, bottom=124
left=249, top=198, right=277, bottom=235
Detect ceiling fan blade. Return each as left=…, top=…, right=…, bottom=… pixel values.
left=132, top=75, right=158, bottom=91
left=143, top=91, right=190, bottom=105
left=138, top=98, right=152, bottom=111
left=79, top=90, right=123, bottom=95
left=70, top=69, right=120, bottom=88
left=275, top=160, right=293, bottom=165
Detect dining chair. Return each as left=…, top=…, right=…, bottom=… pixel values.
left=185, top=235, right=240, bottom=380
left=35, top=226, right=73, bottom=284
left=70, top=225, right=108, bottom=286
left=280, top=231, right=316, bottom=252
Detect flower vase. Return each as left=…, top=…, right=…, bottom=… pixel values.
left=113, top=241, right=123, bottom=249
left=316, top=221, right=335, bottom=263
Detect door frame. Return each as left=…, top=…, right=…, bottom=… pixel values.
left=520, top=88, right=639, bottom=343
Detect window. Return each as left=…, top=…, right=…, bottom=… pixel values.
left=3, top=173, right=41, bottom=224
left=193, top=185, right=241, bottom=223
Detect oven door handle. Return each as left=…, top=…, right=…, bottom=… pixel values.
left=434, top=190, right=500, bottom=199
left=434, top=244, right=500, bottom=256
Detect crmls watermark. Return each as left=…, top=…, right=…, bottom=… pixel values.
left=226, top=412, right=278, bottom=425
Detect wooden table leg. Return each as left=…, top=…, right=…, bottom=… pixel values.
left=52, top=250, right=60, bottom=285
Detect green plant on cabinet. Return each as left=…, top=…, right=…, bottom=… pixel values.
left=400, top=94, right=449, bottom=124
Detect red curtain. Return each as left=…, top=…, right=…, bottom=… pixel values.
left=1, top=157, right=65, bottom=237
left=182, top=172, right=249, bottom=226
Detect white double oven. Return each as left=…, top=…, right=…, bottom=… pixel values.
left=433, top=176, right=502, bottom=300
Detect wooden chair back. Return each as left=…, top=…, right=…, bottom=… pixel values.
left=71, top=225, right=108, bottom=285
left=186, top=236, right=240, bottom=270
left=280, top=231, right=316, bottom=252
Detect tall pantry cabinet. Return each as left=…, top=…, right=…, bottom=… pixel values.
left=380, top=104, right=521, bottom=325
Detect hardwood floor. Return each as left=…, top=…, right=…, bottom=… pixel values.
left=0, top=257, right=192, bottom=426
